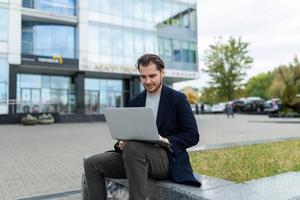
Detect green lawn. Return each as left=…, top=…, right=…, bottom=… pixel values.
left=189, top=140, right=300, bottom=183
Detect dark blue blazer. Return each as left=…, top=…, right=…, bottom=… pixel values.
left=128, top=85, right=201, bottom=187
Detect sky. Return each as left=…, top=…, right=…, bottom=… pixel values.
left=173, top=0, right=300, bottom=90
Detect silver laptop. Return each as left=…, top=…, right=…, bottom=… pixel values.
left=104, top=107, right=170, bottom=146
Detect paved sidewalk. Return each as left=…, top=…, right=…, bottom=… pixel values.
left=0, top=114, right=299, bottom=200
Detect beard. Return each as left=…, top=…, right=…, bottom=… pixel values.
left=144, top=81, right=162, bottom=94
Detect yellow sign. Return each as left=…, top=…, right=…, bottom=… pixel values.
left=52, top=55, right=63, bottom=64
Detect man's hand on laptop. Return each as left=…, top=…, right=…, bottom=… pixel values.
left=118, top=140, right=128, bottom=150
left=159, top=135, right=170, bottom=144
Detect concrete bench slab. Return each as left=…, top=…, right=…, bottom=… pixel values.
left=198, top=172, right=300, bottom=200
left=82, top=174, right=234, bottom=200
left=82, top=171, right=300, bottom=200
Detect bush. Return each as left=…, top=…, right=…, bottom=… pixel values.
left=21, top=114, right=38, bottom=125
left=38, top=114, right=55, bottom=124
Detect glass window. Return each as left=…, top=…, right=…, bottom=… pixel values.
left=181, top=41, right=189, bottom=62
left=123, top=0, right=134, bottom=19
left=0, top=8, right=8, bottom=41
left=173, top=39, right=181, bottom=62
left=112, top=0, right=122, bottom=17
left=144, top=33, right=155, bottom=54
left=182, top=12, right=189, bottom=28
left=50, top=76, right=70, bottom=89
left=88, top=24, right=100, bottom=53
left=134, top=0, right=144, bottom=20
left=85, top=78, right=100, bottom=90
left=24, top=0, right=76, bottom=16
left=190, top=10, right=197, bottom=31
left=134, top=32, right=144, bottom=58
left=17, top=74, right=74, bottom=114
left=107, top=80, right=122, bottom=91
left=0, top=58, right=8, bottom=104
left=88, top=0, right=100, bottom=12
left=154, top=0, right=164, bottom=23
left=22, top=22, right=76, bottom=58
left=112, top=29, right=123, bottom=56
left=100, top=0, right=112, bottom=15
left=123, top=30, right=134, bottom=57
left=20, top=74, right=42, bottom=88
left=163, top=38, right=172, bottom=57
left=144, top=0, right=153, bottom=22
left=84, top=78, right=123, bottom=114
left=188, top=42, right=197, bottom=63
left=99, top=27, right=112, bottom=55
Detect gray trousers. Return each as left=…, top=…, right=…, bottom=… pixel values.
left=84, top=141, right=170, bottom=200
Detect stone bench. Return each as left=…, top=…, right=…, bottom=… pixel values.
left=81, top=171, right=300, bottom=200
left=81, top=173, right=234, bottom=200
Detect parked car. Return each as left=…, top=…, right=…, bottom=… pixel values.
left=211, top=103, right=226, bottom=113
left=244, top=97, right=266, bottom=113
left=232, top=99, right=245, bottom=112
left=264, top=98, right=281, bottom=112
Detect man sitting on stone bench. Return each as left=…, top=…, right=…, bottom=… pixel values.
left=84, top=54, right=201, bottom=200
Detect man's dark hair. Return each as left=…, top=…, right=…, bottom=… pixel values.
left=136, top=54, right=165, bottom=71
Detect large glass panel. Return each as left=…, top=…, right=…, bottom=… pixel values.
left=188, top=42, right=197, bottom=63
left=123, top=30, right=134, bottom=57
left=112, top=29, right=123, bottom=56
left=88, top=24, right=100, bottom=53
left=154, top=0, right=164, bottom=23
left=112, top=0, right=122, bottom=17
left=85, top=78, right=100, bottom=90
left=144, top=33, right=155, bottom=54
left=88, top=0, right=100, bottom=12
left=0, top=8, right=8, bottom=41
left=123, top=0, right=134, bottom=19
left=84, top=78, right=123, bottom=114
left=99, top=27, right=112, bottom=55
left=100, top=0, right=112, bottom=15
left=144, top=0, right=153, bottom=22
left=0, top=58, right=8, bottom=114
left=189, top=9, right=197, bottom=31
left=50, top=76, right=69, bottom=89
left=20, top=74, right=42, bottom=88
left=17, top=74, right=74, bottom=114
left=181, top=41, right=189, bottom=62
left=22, top=22, right=76, bottom=58
left=182, top=12, right=190, bottom=28
left=134, top=0, right=144, bottom=20
left=23, top=0, right=76, bottom=16
left=173, top=39, right=181, bottom=62
left=134, top=32, right=144, bottom=58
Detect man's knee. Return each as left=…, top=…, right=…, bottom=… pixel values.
left=123, top=141, right=146, bottom=159
left=84, top=155, right=97, bottom=172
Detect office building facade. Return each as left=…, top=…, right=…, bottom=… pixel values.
left=0, top=0, right=198, bottom=123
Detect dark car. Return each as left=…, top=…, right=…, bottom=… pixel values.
left=232, top=100, right=245, bottom=112
left=244, top=98, right=266, bottom=113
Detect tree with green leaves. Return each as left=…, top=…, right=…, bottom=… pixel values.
left=203, top=37, right=253, bottom=101
left=269, top=56, right=300, bottom=111
left=245, top=72, right=273, bottom=99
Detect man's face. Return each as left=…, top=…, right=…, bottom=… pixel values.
left=139, top=63, right=165, bottom=94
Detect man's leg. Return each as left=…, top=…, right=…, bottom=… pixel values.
left=122, top=141, right=169, bottom=200
left=84, top=151, right=126, bottom=200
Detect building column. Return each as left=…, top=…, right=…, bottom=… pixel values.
left=75, top=72, right=85, bottom=114
left=9, top=65, right=18, bottom=114
left=130, top=77, right=141, bottom=99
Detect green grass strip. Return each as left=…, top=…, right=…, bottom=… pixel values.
left=189, top=140, right=300, bottom=183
